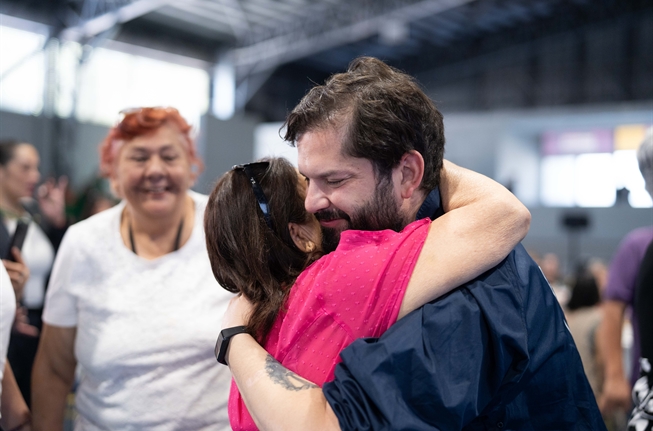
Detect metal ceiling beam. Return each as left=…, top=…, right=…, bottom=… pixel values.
left=167, top=1, right=246, bottom=33
left=175, top=0, right=254, bottom=36
left=231, top=0, right=477, bottom=77
left=239, top=0, right=306, bottom=24
left=220, top=0, right=253, bottom=37
left=149, top=4, right=236, bottom=37
left=60, top=0, right=176, bottom=41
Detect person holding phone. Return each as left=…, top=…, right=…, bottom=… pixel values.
left=0, top=140, right=68, bottom=407
left=1, top=264, right=31, bottom=431
left=1, top=219, right=29, bottom=302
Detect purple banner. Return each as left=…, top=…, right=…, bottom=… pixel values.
left=541, top=129, right=613, bottom=155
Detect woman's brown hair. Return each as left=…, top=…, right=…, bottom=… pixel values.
left=204, top=157, right=321, bottom=342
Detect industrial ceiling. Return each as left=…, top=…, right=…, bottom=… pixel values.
left=1, top=0, right=651, bottom=120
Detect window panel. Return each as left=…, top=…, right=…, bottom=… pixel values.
left=75, top=47, right=209, bottom=127
left=0, top=25, right=45, bottom=115
left=540, top=155, right=575, bottom=207
left=574, top=153, right=616, bottom=207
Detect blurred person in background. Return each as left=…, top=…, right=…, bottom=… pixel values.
left=31, top=107, right=232, bottom=431
left=588, top=257, right=610, bottom=295
left=598, top=127, right=653, bottom=419
left=565, top=265, right=604, bottom=399
left=566, top=262, right=629, bottom=431
left=541, top=252, right=571, bottom=306
left=0, top=140, right=68, bottom=408
left=627, top=131, right=653, bottom=431
left=71, top=176, right=118, bottom=221
left=1, top=263, right=31, bottom=431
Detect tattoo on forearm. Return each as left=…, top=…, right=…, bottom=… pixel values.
left=265, top=355, right=319, bottom=391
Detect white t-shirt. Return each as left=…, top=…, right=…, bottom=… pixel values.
left=0, top=264, right=17, bottom=417
left=43, top=191, right=233, bottom=431
left=4, top=216, right=55, bottom=309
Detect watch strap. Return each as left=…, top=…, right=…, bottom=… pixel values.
left=215, top=325, right=248, bottom=365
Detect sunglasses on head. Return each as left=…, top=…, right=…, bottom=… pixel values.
left=232, top=161, right=273, bottom=230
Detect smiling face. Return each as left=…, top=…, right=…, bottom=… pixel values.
left=0, top=143, right=40, bottom=203
left=110, top=123, right=195, bottom=220
left=297, top=126, right=407, bottom=252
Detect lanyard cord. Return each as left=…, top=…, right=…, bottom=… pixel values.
left=129, top=217, right=184, bottom=255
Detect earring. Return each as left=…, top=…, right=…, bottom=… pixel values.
left=305, top=241, right=316, bottom=252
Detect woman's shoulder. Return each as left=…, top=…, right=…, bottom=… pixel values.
left=299, top=218, right=431, bottom=283
left=63, top=202, right=123, bottom=241
left=337, top=218, right=431, bottom=249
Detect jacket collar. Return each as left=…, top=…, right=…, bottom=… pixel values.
left=415, top=187, right=444, bottom=221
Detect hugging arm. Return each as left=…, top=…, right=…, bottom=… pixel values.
left=223, top=296, right=341, bottom=431
left=399, top=160, right=530, bottom=318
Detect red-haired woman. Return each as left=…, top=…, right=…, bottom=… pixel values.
left=32, top=108, right=233, bottom=430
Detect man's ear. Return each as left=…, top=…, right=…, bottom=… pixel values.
left=396, top=150, right=424, bottom=199
left=288, top=222, right=317, bottom=253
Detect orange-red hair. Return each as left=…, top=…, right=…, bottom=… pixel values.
left=98, top=107, right=204, bottom=176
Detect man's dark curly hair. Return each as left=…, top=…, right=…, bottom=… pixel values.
left=283, top=56, right=445, bottom=191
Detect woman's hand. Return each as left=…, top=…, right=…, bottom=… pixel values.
left=2, top=248, right=29, bottom=301
left=37, top=177, right=68, bottom=228
left=222, top=294, right=253, bottom=329
left=13, top=306, right=39, bottom=337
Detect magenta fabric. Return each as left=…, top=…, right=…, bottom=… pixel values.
left=229, top=218, right=431, bottom=430
left=604, top=226, right=653, bottom=386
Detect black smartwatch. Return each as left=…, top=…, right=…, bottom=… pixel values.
left=215, top=326, right=248, bottom=365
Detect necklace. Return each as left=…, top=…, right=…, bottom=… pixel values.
left=128, top=217, right=185, bottom=255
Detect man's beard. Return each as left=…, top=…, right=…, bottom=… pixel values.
left=316, top=176, right=407, bottom=254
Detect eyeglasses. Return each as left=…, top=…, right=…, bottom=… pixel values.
left=232, top=161, right=274, bottom=229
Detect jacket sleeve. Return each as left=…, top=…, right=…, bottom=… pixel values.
left=322, top=252, right=531, bottom=431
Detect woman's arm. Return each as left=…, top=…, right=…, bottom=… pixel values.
left=31, top=324, right=77, bottom=431
left=223, top=296, right=340, bottom=431
left=398, top=160, right=530, bottom=319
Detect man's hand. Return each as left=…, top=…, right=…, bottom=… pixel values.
left=599, top=376, right=632, bottom=415
left=37, top=176, right=68, bottom=228
left=222, top=294, right=253, bottom=330
left=2, top=248, right=29, bottom=300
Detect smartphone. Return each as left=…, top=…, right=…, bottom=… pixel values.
left=4, top=219, right=29, bottom=261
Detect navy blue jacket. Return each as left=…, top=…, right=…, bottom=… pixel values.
left=322, top=189, right=605, bottom=430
